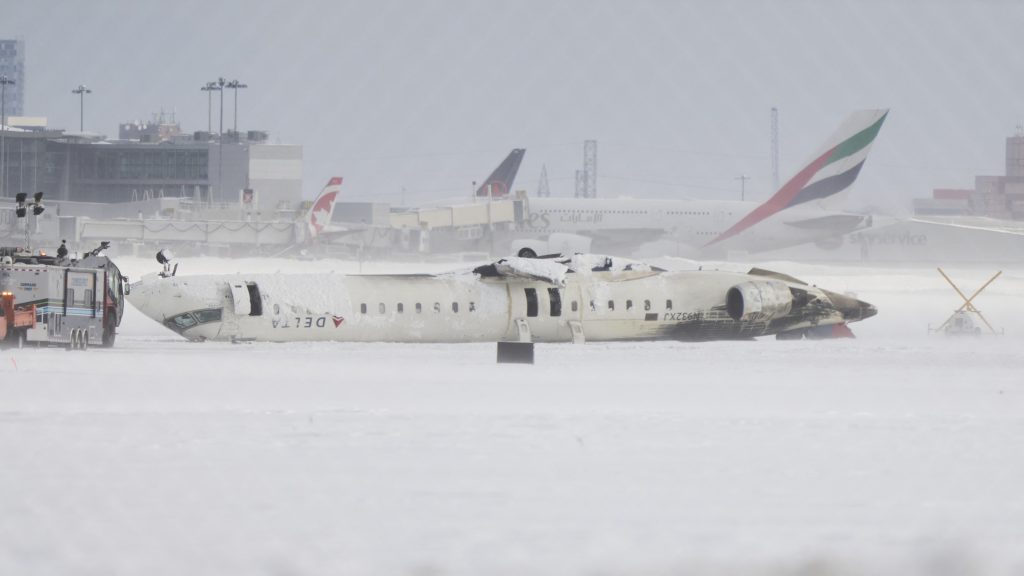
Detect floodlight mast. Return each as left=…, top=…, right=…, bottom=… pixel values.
left=225, top=79, right=247, bottom=133
left=14, top=192, right=45, bottom=251
left=72, top=85, right=92, bottom=132
left=200, top=81, right=221, bottom=133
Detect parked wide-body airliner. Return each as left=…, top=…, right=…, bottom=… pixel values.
left=128, top=254, right=876, bottom=343
left=515, top=109, right=888, bottom=256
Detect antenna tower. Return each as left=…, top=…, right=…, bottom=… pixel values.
left=537, top=164, right=550, bottom=197
left=583, top=139, right=597, bottom=198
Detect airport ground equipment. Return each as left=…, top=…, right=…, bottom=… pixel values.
left=0, top=242, right=129, bottom=349
left=929, top=268, right=1003, bottom=336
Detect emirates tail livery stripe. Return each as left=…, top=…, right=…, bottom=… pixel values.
left=708, top=110, right=888, bottom=247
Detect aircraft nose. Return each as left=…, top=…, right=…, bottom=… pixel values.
left=822, top=289, right=877, bottom=322
left=853, top=299, right=878, bottom=321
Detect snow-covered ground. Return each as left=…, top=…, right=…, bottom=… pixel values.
left=2, top=255, right=1023, bottom=575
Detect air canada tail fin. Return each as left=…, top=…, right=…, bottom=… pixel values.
left=475, top=149, right=526, bottom=198
left=307, top=177, right=343, bottom=239
left=708, top=109, right=888, bottom=247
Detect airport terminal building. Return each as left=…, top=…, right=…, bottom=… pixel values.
left=0, top=117, right=302, bottom=211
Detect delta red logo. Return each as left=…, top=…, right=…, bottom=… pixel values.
left=331, top=315, right=345, bottom=328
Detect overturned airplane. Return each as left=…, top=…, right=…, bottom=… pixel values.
left=128, top=253, right=876, bottom=344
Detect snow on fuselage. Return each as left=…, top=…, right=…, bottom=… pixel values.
left=126, top=256, right=876, bottom=343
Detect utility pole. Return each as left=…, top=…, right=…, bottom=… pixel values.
left=72, top=85, right=92, bottom=132
left=225, top=79, right=247, bottom=134
left=735, top=175, right=750, bottom=201
left=0, top=75, right=13, bottom=199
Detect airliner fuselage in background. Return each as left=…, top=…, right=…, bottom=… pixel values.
left=127, top=254, right=876, bottom=344
left=514, top=109, right=888, bottom=257
left=518, top=196, right=870, bottom=255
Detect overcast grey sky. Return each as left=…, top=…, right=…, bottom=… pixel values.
left=4, top=0, right=1022, bottom=213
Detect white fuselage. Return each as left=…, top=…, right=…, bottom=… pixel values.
left=127, top=258, right=868, bottom=343
left=520, top=197, right=868, bottom=254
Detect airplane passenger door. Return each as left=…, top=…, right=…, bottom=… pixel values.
left=228, top=282, right=251, bottom=315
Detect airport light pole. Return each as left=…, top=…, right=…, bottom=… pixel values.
left=225, top=79, right=247, bottom=134
left=200, top=81, right=221, bottom=133
left=0, top=75, right=14, bottom=199
left=217, top=77, right=225, bottom=204
left=72, top=84, right=92, bottom=132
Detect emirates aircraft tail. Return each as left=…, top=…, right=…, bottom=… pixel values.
left=708, top=109, right=888, bottom=247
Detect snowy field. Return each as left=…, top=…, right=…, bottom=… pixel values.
left=2, top=255, right=1024, bottom=575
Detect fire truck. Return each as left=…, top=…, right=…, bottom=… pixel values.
left=0, top=242, right=128, bottom=349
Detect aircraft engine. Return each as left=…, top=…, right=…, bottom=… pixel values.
left=726, top=280, right=794, bottom=322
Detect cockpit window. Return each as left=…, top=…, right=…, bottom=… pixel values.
left=165, top=308, right=223, bottom=334
left=193, top=309, right=223, bottom=324
left=170, top=313, right=198, bottom=329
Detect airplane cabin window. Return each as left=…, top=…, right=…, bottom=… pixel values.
left=525, top=288, right=538, bottom=317
left=666, top=299, right=673, bottom=310
left=452, top=302, right=459, bottom=313
left=571, top=300, right=578, bottom=312
left=360, top=303, right=367, bottom=314
left=626, top=299, right=633, bottom=311
left=590, top=300, right=596, bottom=311
left=379, top=303, right=386, bottom=314
left=416, top=303, right=422, bottom=313
left=608, top=300, right=615, bottom=311
left=397, top=303, right=404, bottom=313
left=548, top=288, right=561, bottom=317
